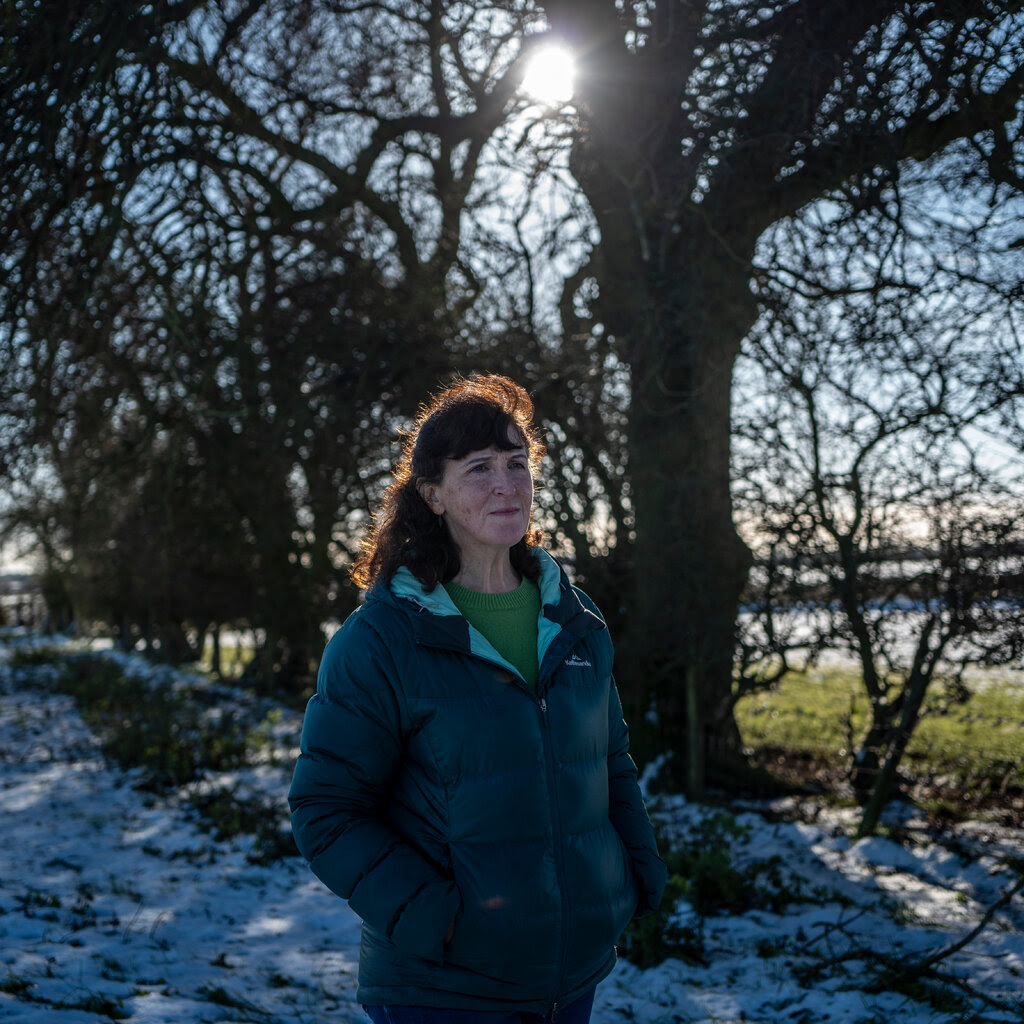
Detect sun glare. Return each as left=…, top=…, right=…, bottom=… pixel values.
left=521, top=44, right=576, bottom=106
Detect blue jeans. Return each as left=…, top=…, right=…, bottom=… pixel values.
left=362, top=986, right=595, bottom=1024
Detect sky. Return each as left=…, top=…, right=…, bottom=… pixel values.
left=1, top=633, right=1022, bottom=1024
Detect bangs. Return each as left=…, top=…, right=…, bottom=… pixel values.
left=440, top=401, right=525, bottom=461
left=407, top=377, right=543, bottom=487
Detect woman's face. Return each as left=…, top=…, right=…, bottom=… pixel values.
left=420, top=438, right=534, bottom=565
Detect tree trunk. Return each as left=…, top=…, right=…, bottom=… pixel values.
left=851, top=702, right=904, bottom=802
left=210, top=625, right=222, bottom=679
left=619, top=253, right=755, bottom=791
left=542, top=2, right=770, bottom=792
left=857, top=667, right=933, bottom=837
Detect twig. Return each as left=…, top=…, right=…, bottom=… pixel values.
left=795, top=872, right=1024, bottom=1017
left=912, top=871, right=1024, bottom=972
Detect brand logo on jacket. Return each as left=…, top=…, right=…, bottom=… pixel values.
left=564, top=653, right=592, bottom=668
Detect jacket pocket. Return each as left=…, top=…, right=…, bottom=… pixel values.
left=443, top=839, right=561, bottom=978
left=562, top=823, right=638, bottom=963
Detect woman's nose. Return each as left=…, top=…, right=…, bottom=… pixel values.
left=493, top=468, right=515, bottom=493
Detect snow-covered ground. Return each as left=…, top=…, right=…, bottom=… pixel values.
left=1, top=635, right=1022, bottom=1023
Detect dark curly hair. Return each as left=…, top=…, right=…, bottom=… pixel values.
left=351, top=374, right=546, bottom=592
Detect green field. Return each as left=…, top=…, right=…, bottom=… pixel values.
left=735, top=665, right=1024, bottom=805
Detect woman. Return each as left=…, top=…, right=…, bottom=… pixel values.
left=288, top=374, right=667, bottom=1024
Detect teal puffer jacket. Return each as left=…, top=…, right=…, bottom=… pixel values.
left=288, top=550, right=667, bottom=1014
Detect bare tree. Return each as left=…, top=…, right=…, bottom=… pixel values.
left=540, top=0, right=1024, bottom=789
left=733, top=165, right=1024, bottom=831
left=1, top=0, right=573, bottom=686
left=6, top=0, right=1024, bottom=743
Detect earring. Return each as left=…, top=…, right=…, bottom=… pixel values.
left=437, top=514, right=445, bottom=529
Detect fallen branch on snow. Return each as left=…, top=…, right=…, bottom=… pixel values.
left=793, top=871, right=1024, bottom=1017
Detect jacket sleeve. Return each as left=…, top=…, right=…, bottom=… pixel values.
left=607, top=679, right=668, bottom=918
left=288, top=617, right=460, bottom=963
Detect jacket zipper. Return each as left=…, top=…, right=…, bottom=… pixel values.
left=411, top=599, right=586, bottom=1010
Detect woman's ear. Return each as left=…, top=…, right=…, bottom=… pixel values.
left=418, top=481, right=442, bottom=515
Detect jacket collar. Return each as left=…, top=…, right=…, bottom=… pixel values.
left=367, top=549, right=605, bottom=673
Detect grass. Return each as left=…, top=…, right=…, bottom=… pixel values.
left=14, top=639, right=1022, bottom=827
left=7, top=645, right=295, bottom=863
left=8, top=637, right=1024, bottom=998
left=195, top=635, right=255, bottom=680
left=10, top=648, right=249, bottom=789
left=734, top=665, right=1024, bottom=806
left=619, top=808, right=848, bottom=969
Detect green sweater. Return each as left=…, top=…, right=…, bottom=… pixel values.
left=443, top=577, right=541, bottom=688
